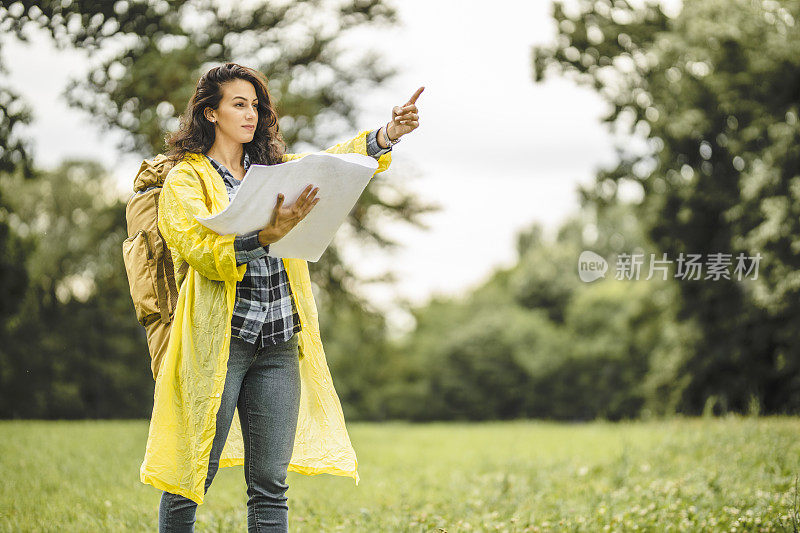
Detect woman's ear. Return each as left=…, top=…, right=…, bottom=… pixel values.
left=204, top=107, right=216, bottom=124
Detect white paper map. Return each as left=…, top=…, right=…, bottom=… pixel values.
left=195, top=152, right=379, bottom=262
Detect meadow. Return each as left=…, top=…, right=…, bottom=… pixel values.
left=1, top=416, right=798, bottom=532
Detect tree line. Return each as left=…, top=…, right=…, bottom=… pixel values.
left=1, top=0, right=798, bottom=420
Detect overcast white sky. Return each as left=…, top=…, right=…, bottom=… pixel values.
left=1, top=0, right=682, bottom=332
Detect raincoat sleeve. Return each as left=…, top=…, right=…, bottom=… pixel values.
left=281, top=128, right=392, bottom=174
left=158, top=166, right=246, bottom=282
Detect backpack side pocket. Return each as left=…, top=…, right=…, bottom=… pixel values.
left=122, top=228, right=160, bottom=326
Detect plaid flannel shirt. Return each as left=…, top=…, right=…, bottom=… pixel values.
left=206, top=127, right=391, bottom=348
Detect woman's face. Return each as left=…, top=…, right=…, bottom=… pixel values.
left=205, top=78, right=258, bottom=145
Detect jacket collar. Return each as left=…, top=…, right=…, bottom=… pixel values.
left=179, top=152, right=229, bottom=209
left=204, top=152, right=251, bottom=187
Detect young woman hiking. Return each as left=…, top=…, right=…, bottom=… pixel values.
left=139, top=62, right=422, bottom=532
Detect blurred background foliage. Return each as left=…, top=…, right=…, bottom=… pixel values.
left=1, top=0, right=798, bottom=421
left=533, top=0, right=800, bottom=416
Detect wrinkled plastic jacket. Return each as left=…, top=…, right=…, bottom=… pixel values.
left=140, top=129, right=391, bottom=504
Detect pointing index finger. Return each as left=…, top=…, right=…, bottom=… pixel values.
left=406, top=86, right=425, bottom=105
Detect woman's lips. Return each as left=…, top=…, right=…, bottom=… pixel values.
left=243, top=125, right=255, bottom=131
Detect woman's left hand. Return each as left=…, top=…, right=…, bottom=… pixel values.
left=386, top=86, right=424, bottom=141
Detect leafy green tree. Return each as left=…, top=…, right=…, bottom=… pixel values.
left=0, top=46, right=33, bottom=330
left=0, top=0, right=438, bottom=418
left=383, top=201, right=676, bottom=421
left=532, top=0, right=800, bottom=414
left=0, top=0, right=437, bottom=311
left=510, top=224, right=581, bottom=323
left=0, top=160, right=151, bottom=418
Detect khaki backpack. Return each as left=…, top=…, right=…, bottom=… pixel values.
left=122, top=154, right=209, bottom=381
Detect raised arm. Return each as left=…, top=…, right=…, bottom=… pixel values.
left=281, top=128, right=393, bottom=176
left=280, top=85, right=424, bottom=172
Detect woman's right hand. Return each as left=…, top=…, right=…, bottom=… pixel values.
left=257, top=184, right=320, bottom=246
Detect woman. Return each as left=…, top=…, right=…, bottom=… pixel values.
left=139, top=62, right=422, bottom=532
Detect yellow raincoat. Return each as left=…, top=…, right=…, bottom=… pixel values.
left=140, top=129, right=391, bottom=504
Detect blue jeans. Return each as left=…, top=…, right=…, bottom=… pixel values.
left=159, top=333, right=302, bottom=532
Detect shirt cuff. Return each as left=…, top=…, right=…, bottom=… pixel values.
left=366, top=127, right=392, bottom=159
left=234, top=229, right=269, bottom=265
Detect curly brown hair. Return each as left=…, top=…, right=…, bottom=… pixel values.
left=164, top=62, right=286, bottom=167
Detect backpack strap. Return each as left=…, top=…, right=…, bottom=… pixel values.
left=195, top=171, right=211, bottom=211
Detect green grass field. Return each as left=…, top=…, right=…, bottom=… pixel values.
left=1, top=416, right=798, bottom=532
